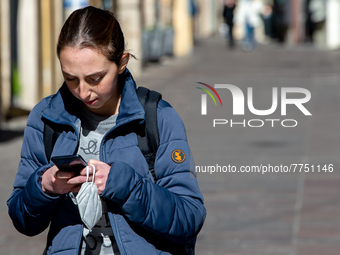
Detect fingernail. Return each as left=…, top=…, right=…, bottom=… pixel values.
left=57, top=172, right=71, bottom=179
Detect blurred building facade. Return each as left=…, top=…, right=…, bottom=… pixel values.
left=0, top=0, right=219, bottom=123
left=0, top=0, right=340, bottom=123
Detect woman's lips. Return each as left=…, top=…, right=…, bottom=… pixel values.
left=84, top=99, right=97, bottom=106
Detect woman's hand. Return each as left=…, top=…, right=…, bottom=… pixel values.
left=41, top=165, right=80, bottom=195
left=67, top=159, right=111, bottom=194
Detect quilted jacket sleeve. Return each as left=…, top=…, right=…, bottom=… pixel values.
left=7, top=98, right=62, bottom=236
left=102, top=100, right=206, bottom=243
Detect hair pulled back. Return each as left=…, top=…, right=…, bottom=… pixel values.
left=57, top=6, right=125, bottom=65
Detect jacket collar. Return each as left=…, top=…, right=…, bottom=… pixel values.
left=41, top=69, right=145, bottom=128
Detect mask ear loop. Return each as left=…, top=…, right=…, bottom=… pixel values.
left=85, top=166, right=90, bottom=182
left=85, top=164, right=96, bottom=184
left=89, top=164, right=96, bottom=184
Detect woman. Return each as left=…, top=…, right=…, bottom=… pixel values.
left=7, top=6, right=206, bottom=255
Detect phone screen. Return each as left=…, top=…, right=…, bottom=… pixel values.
left=51, top=155, right=87, bottom=174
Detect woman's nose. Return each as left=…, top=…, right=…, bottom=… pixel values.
left=79, top=81, right=91, bottom=100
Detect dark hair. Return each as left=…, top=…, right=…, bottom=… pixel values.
left=57, top=6, right=125, bottom=65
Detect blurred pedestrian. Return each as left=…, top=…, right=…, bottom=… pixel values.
left=222, top=0, right=237, bottom=48
left=305, top=0, right=315, bottom=42
left=261, top=0, right=273, bottom=41
left=305, top=0, right=326, bottom=43
left=236, top=0, right=264, bottom=51
left=7, top=6, right=206, bottom=255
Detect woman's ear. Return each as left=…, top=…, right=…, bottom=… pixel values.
left=118, top=53, right=130, bottom=74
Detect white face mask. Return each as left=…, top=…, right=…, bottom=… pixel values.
left=71, top=164, right=102, bottom=232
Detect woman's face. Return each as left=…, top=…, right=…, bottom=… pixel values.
left=59, top=46, right=128, bottom=116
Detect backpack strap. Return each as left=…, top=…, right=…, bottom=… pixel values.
left=136, top=87, right=162, bottom=182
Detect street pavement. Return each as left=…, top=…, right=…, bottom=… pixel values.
left=1, top=36, right=340, bottom=255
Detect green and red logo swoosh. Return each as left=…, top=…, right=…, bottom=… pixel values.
left=196, top=82, right=223, bottom=106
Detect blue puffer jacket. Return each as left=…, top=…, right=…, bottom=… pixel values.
left=7, top=70, right=206, bottom=255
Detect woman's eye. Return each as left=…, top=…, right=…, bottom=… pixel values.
left=92, top=77, right=102, bottom=82
left=66, top=77, right=76, bottom=81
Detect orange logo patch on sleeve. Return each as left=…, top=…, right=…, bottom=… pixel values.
left=171, top=149, right=185, bottom=163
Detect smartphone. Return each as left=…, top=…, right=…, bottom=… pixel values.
left=51, top=155, right=87, bottom=175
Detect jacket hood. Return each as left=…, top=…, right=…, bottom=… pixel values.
left=41, top=69, right=145, bottom=127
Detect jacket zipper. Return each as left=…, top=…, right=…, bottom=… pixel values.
left=99, top=118, right=144, bottom=162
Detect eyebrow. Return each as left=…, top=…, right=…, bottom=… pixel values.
left=62, top=70, right=106, bottom=77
